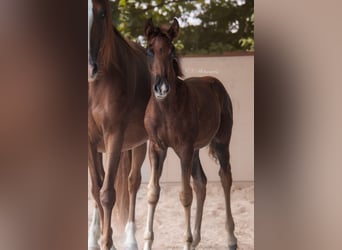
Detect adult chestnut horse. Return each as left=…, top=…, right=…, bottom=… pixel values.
left=88, top=0, right=150, bottom=249
left=143, top=18, right=237, bottom=250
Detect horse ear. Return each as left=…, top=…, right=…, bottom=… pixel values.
left=145, top=18, right=155, bottom=39
left=168, top=18, right=179, bottom=40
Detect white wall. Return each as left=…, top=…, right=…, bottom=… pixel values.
left=141, top=55, right=254, bottom=182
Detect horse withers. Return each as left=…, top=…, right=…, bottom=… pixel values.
left=88, top=0, right=151, bottom=249
left=143, top=18, right=238, bottom=250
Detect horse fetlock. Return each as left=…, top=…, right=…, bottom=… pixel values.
left=192, top=232, right=201, bottom=247
left=100, top=188, right=116, bottom=208
left=225, top=219, right=235, bottom=232
left=228, top=243, right=238, bottom=250
left=144, top=231, right=154, bottom=241
left=101, top=238, right=114, bottom=250
left=228, top=233, right=237, bottom=246
left=184, top=233, right=193, bottom=243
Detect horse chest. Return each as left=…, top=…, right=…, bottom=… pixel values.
left=157, top=115, right=195, bottom=147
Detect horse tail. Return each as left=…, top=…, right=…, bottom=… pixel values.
left=208, top=141, right=219, bottom=163
left=113, top=150, right=131, bottom=231
left=209, top=78, right=233, bottom=163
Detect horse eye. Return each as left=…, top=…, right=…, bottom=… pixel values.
left=146, top=48, right=154, bottom=57
left=99, top=10, right=105, bottom=19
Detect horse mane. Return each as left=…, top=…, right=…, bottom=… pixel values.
left=99, top=24, right=145, bottom=79
left=171, top=47, right=183, bottom=78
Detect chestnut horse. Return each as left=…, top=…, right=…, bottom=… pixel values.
left=88, top=0, right=150, bottom=249
left=143, top=18, right=237, bottom=250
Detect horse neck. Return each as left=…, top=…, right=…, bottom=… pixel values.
left=102, top=26, right=132, bottom=76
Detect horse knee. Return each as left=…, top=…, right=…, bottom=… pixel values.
left=147, top=186, right=160, bottom=204
left=179, top=190, right=193, bottom=207
left=100, top=187, right=116, bottom=209
left=91, top=185, right=100, bottom=200
left=128, top=173, right=141, bottom=194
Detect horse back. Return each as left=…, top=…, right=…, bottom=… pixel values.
left=184, top=76, right=230, bottom=113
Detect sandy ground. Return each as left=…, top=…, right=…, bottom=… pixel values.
left=88, top=182, right=254, bottom=250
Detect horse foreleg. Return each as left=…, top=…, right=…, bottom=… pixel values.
left=178, top=147, right=194, bottom=250
left=191, top=151, right=207, bottom=249
left=143, top=142, right=166, bottom=250
left=88, top=144, right=104, bottom=250
left=100, top=133, right=124, bottom=250
left=88, top=206, right=101, bottom=250
left=124, top=143, right=147, bottom=250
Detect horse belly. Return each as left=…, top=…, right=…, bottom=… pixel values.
left=194, top=111, right=221, bottom=149
left=122, top=121, right=148, bottom=151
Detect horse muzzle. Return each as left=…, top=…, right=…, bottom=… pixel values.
left=88, top=55, right=98, bottom=82
left=153, top=78, right=170, bottom=99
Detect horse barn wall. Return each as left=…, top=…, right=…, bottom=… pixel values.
left=141, top=55, right=254, bottom=182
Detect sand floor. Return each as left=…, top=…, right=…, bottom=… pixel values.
left=88, top=182, right=254, bottom=250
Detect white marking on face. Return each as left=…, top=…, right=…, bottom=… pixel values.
left=154, top=81, right=170, bottom=99
left=160, top=83, right=168, bottom=94
left=88, top=0, right=93, bottom=51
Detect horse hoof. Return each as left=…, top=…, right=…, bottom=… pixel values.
left=228, top=244, right=237, bottom=250
left=88, top=247, right=100, bottom=250
left=183, top=243, right=192, bottom=250
left=124, top=242, right=138, bottom=250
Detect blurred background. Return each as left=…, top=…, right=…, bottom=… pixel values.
left=1, top=0, right=342, bottom=249
left=110, top=0, right=254, bottom=54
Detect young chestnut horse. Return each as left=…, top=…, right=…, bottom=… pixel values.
left=143, top=18, right=237, bottom=250
left=88, top=0, right=150, bottom=249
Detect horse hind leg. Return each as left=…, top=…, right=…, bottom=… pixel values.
left=124, top=143, right=147, bottom=250
left=191, top=150, right=207, bottom=249
left=210, top=141, right=237, bottom=250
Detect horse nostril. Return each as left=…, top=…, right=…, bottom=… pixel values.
left=92, top=62, right=98, bottom=75
left=154, top=83, right=159, bottom=93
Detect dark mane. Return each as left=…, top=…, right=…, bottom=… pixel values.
left=171, top=47, right=183, bottom=78
left=110, top=26, right=147, bottom=79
